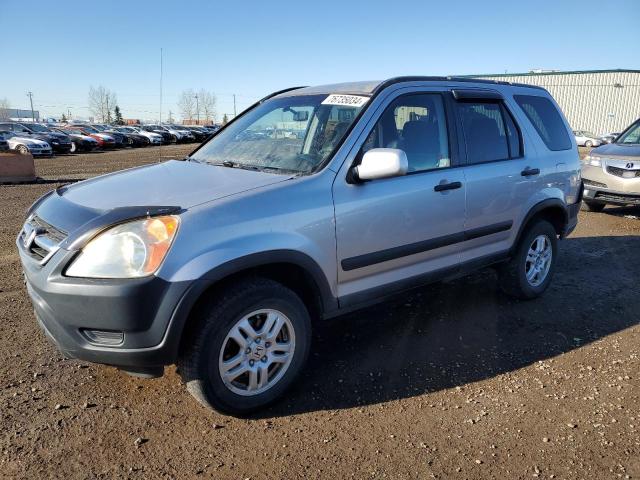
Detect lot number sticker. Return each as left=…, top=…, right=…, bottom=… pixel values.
left=322, top=94, right=369, bottom=108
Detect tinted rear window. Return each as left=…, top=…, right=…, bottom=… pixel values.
left=514, top=95, right=572, bottom=151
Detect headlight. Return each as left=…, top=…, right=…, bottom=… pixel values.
left=66, top=216, right=180, bottom=278
left=582, top=155, right=602, bottom=167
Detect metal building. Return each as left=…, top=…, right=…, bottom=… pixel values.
left=471, top=69, right=640, bottom=135
left=0, top=108, right=40, bottom=122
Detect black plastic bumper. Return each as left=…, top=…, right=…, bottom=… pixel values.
left=19, top=243, right=197, bottom=370
left=51, top=143, right=73, bottom=153
left=564, top=200, right=580, bottom=237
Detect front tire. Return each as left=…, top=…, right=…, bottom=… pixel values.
left=16, top=145, right=29, bottom=155
left=582, top=200, right=606, bottom=212
left=499, top=220, right=557, bottom=300
left=178, top=277, right=311, bottom=415
left=585, top=140, right=593, bottom=148
left=70, top=142, right=77, bottom=153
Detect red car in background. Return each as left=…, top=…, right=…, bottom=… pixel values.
left=59, top=126, right=116, bottom=149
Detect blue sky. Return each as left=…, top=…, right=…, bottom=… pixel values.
left=1, top=0, right=638, bottom=121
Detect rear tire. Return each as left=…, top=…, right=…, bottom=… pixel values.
left=582, top=200, right=606, bottom=212
left=178, top=277, right=311, bottom=416
left=16, top=145, right=29, bottom=155
left=585, top=140, right=593, bottom=148
left=70, top=142, right=77, bottom=153
left=499, top=220, right=557, bottom=300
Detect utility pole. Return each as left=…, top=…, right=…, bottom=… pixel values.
left=195, top=93, right=199, bottom=124
left=233, top=94, right=237, bottom=118
left=27, top=91, right=35, bottom=122
left=159, top=48, right=163, bottom=125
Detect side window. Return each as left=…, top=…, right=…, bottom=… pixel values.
left=514, top=95, right=572, bottom=151
left=503, top=106, right=522, bottom=158
left=457, top=102, right=509, bottom=164
left=363, top=93, right=450, bottom=173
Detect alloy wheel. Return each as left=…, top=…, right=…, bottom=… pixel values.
left=218, top=309, right=295, bottom=396
left=525, top=234, right=552, bottom=287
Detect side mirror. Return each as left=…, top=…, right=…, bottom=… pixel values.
left=353, top=148, right=408, bottom=181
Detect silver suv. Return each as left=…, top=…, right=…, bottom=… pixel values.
left=17, top=77, right=581, bottom=415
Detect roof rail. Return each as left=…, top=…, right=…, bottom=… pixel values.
left=372, top=76, right=546, bottom=94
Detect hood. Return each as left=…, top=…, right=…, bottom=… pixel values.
left=57, top=159, right=292, bottom=210
left=48, top=131, right=70, bottom=140
left=14, top=136, right=47, bottom=145
left=591, top=142, right=640, bottom=160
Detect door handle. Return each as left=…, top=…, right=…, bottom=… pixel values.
left=521, top=167, right=540, bottom=177
left=434, top=181, right=462, bottom=192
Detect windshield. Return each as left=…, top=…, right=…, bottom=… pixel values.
left=616, top=121, right=640, bottom=145
left=26, top=124, right=50, bottom=133
left=190, top=93, right=367, bottom=174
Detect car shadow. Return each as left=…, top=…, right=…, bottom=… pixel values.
left=259, top=234, right=640, bottom=418
left=600, top=205, right=640, bottom=218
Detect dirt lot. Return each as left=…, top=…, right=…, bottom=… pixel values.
left=1, top=147, right=639, bottom=479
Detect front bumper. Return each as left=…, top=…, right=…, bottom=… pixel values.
left=29, top=147, right=53, bottom=156
left=18, top=237, right=195, bottom=369
left=51, top=143, right=72, bottom=153
left=582, top=163, right=640, bottom=205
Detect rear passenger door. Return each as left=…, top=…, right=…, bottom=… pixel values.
left=454, top=90, right=539, bottom=262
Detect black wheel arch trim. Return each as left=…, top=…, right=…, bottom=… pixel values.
left=164, top=250, right=338, bottom=363
left=512, top=198, right=569, bottom=253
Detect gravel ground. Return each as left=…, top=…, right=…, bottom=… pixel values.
left=1, top=147, right=639, bottom=479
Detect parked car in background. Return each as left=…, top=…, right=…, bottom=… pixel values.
left=21, top=123, right=73, bottom=153
left=177, top=125, right=208, bottom=142
left=99, top=125, right=149, bottom=148
left=115, top=126, right=163, bottom=145
left=0, top=131, right=10, bottom=152
left=108, top=127, right=150, bottom=147
left=0, top=130, right=52, bottom=156
left=573, top=130, right=603, bottom=147
left=69, top=126, right=116, bottom=148
left=90, top=125, right=129, bottom=148
left=16, top=78, right=581, bottom=415
left=139, top=125, right=173, bottom=144
left=144, top=124, right=193, bottom=143
left=170, top=125, right=203, bottom=142
left=599, top=132, right=620, bottom=144
left=581, top=117, right=640, bottom=211
left=53, top=127, right=99, bottom=152
left=0, top=122, right=71, bottom=154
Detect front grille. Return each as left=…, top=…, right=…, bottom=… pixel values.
left=594, top=192, right=640, bottom=205
left=19, top=215, right=67, bottom=263
left=607, top=166, right=640, bottom=178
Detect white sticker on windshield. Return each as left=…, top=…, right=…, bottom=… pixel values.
left=321, top=94, right=369, bottom=108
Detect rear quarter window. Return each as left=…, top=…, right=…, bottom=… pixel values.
left=514, top=95, right=572, bottom=151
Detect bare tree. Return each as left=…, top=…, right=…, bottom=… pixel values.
left=178, top=89, right=196, bottom=122
left=198, top=89, right=217, bottom=123
left=0, top=98, right=10, bottom=120
left=88, top=86, right=117, bottom=123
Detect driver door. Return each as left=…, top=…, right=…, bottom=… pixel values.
left=332, top=89, right=466, bottom=306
